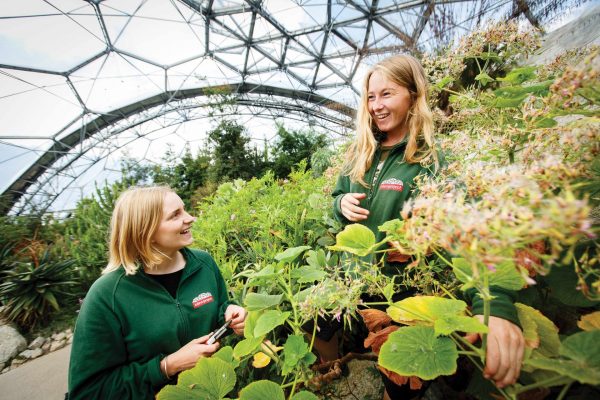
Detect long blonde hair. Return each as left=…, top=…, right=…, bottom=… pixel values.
left=344, top=54, right=437, bottom=186
left=103, top=186, right=174, bottom=275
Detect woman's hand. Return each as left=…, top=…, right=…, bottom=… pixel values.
left=225, top=304, right=247, bottom=335
left=166, top=333, right=220, bottom=375
left=340, top=193, right=369, bottom=221
left=465, top=315, right=525, bottom=388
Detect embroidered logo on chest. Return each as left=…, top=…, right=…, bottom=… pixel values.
left=192, top=292, right=214, bottom=309
left=380, top=178, right=404, bottom=192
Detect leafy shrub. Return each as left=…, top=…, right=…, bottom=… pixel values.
left=0, top=245, right=78, bottom=330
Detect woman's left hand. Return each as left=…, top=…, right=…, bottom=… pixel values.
left=224, top=304, right=247, bottom=335
left=465, top=315, right=525, bottom=388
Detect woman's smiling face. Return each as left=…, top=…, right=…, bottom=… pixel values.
left=152, top=192, right=196, bottom=254
left=367, top=70, right=412, bottom=142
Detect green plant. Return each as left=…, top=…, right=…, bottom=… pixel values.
left=0, top=247, right=78, bottom=330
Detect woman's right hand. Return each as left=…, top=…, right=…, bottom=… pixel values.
left=340, top=193, right=370, bottom=221
left=165, top=333, right=220, bottom=375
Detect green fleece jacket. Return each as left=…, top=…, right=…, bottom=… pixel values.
left=332, top=141, right=520, bottom=327
left=68, top=248, right=234, bottom=400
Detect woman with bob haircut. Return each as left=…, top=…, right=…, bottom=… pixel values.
left=325, top=54, right=525, bottom=398
left=68, top=186, right=246, bottom=400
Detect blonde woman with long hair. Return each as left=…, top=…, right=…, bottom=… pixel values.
left=68, top=186, right=247, bottom=399
left=327, top=55, right=524, bottom=398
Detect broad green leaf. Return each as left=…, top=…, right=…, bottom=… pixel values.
left=233, top=337, right=264, bottom=359
left=533, top=117, right=557, bottom=128
left=434, top=315, right=488, bottom=337
left=432, top=76, right=454, bottom=90
left=378, top=326, right=458, bottom=380
left=487, top=260, right=526, bottom=291
left=275, top=246, right=311, bottom=263
left=526, top=357, right=600, bottom=385
left=544, top=265, right=598, bottom=307
left=283, top=334, right=311, bottom=369
left=244, top=310, right=262, bottom=338
left=387, top=296, right=467, bottom=325
left=292, top=391, right=319, bottom=400
left=451, top=258, right=525, bottom=291
left=451, top=258, right=475, bottom=289
left=524, top=330, right=600, bottom=384
left=305, top=249, right=326, bottom=269
left=475, top=72, right=494, bottom=85
left=560, top=330, right=600, bottom=369
left=254, top=310, right=291, bottom=337
left=239, top=380, right=285, bottom=400
left=578, top=311, right=600, bottom=331
left=157, top=384, right=208, bottom=400
left=328, top=224, right=378, bottom=257
left=177, top=357, right=236, bottom=399
left=497, top=66, right=537, bottom=84
left=244, top=293, right=283, bottom=311
left=515, top=303, right=560, bottom=358
left=378, top=219, right=405, bottom=234
left=293, top=287, right=313, bottom=303
left=290, top=266, right=327, bottom=283
left=213, top=346, right=240, bottom=368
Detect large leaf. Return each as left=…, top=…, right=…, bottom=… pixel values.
left=244, top=293, right=283, bottom=311
left=157, top=384, right=209, bottom=400
left=239, top=380, right=285, bottom=400
left=244, top=310, right=262, bottom=338
left=275, top=246, right=311, bottom=263
left=328, top=224, right=378, bottom=256
left=213, top=346, right=240, bottom=368
left=177, top=357, right=236, bottom=399
left=387, top=296, right=466, bottom=324
left=387, top=295, right=485, bottom=336
left=378, top=326, right=458, bottom=380
left=254, top=310, right=290, bottom=337
left=452, top=258, right=525, bottom=291
left=515, top=303, right=560, bottom=358
left=578, top=311, right=600, bottom=331
left=233, top=337, right=264, bottom=359
left=290, top=266, right=327, bottom=283
left=291, top=391, right=319, bottom=400
left=282, top=334, right=316, bottom=374
left=525, top=331, right=600, bottom=385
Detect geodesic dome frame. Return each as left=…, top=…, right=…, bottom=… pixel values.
left=0, top=0, right=570, bottom=215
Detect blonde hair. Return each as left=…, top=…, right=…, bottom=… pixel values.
left=344, top=54, right=437, bottom=186
left=103, top=186, right=174, bottom=275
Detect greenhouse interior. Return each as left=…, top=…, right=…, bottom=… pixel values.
left=0, top=0, right=599, bottom=399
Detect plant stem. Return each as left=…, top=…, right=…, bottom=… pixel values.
left=308, top=311, right=318, bottom=352
left=557, top=382, right=573, bottom=400
left=288, top=372, right=300, bottom=399
left=515, top=376, right=572, bottom=394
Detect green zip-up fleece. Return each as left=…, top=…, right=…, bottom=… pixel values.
left=332, top=141, right=520, bottom=327
left=68, top=248, right=234, bottom=400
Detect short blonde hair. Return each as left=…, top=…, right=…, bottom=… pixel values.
left=345, top=54, right=438, bottom=186
left=104, top=186, right=174, bottom=275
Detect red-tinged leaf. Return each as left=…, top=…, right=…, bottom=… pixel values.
left=364, top=325, right=399, bottom=354
left=358, top=309, right=392, bottom=333
left=377, top=365, right=423, bottom=390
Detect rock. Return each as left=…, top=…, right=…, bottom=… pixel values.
left=19, top=348, right=43, bottom=360
left=11, top=358, right=25, bottom=367
left=28, top=336, right=46, bottom=350
left=318, top=359, right=384, bottom=400
left=554, top=114, right=585, bottom=126
left=0, top=362, right=4, bottom=371
left=0, top=325, right=27, bottom=364
left=42, top=342, right=51, bottom=352
left=2, top=367, right=10, bottom=374
left=53, top=332, right=66, bottom=342
left=49, top=339, right=66, bottom=352
left=67, top=335, right=73, bottom=344
left=65, top=328, right=73, bottom=335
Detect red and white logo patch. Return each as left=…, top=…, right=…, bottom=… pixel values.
left=380, top=178, right=404, bottom=192
left=192, top=292, right=214, bottom=309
